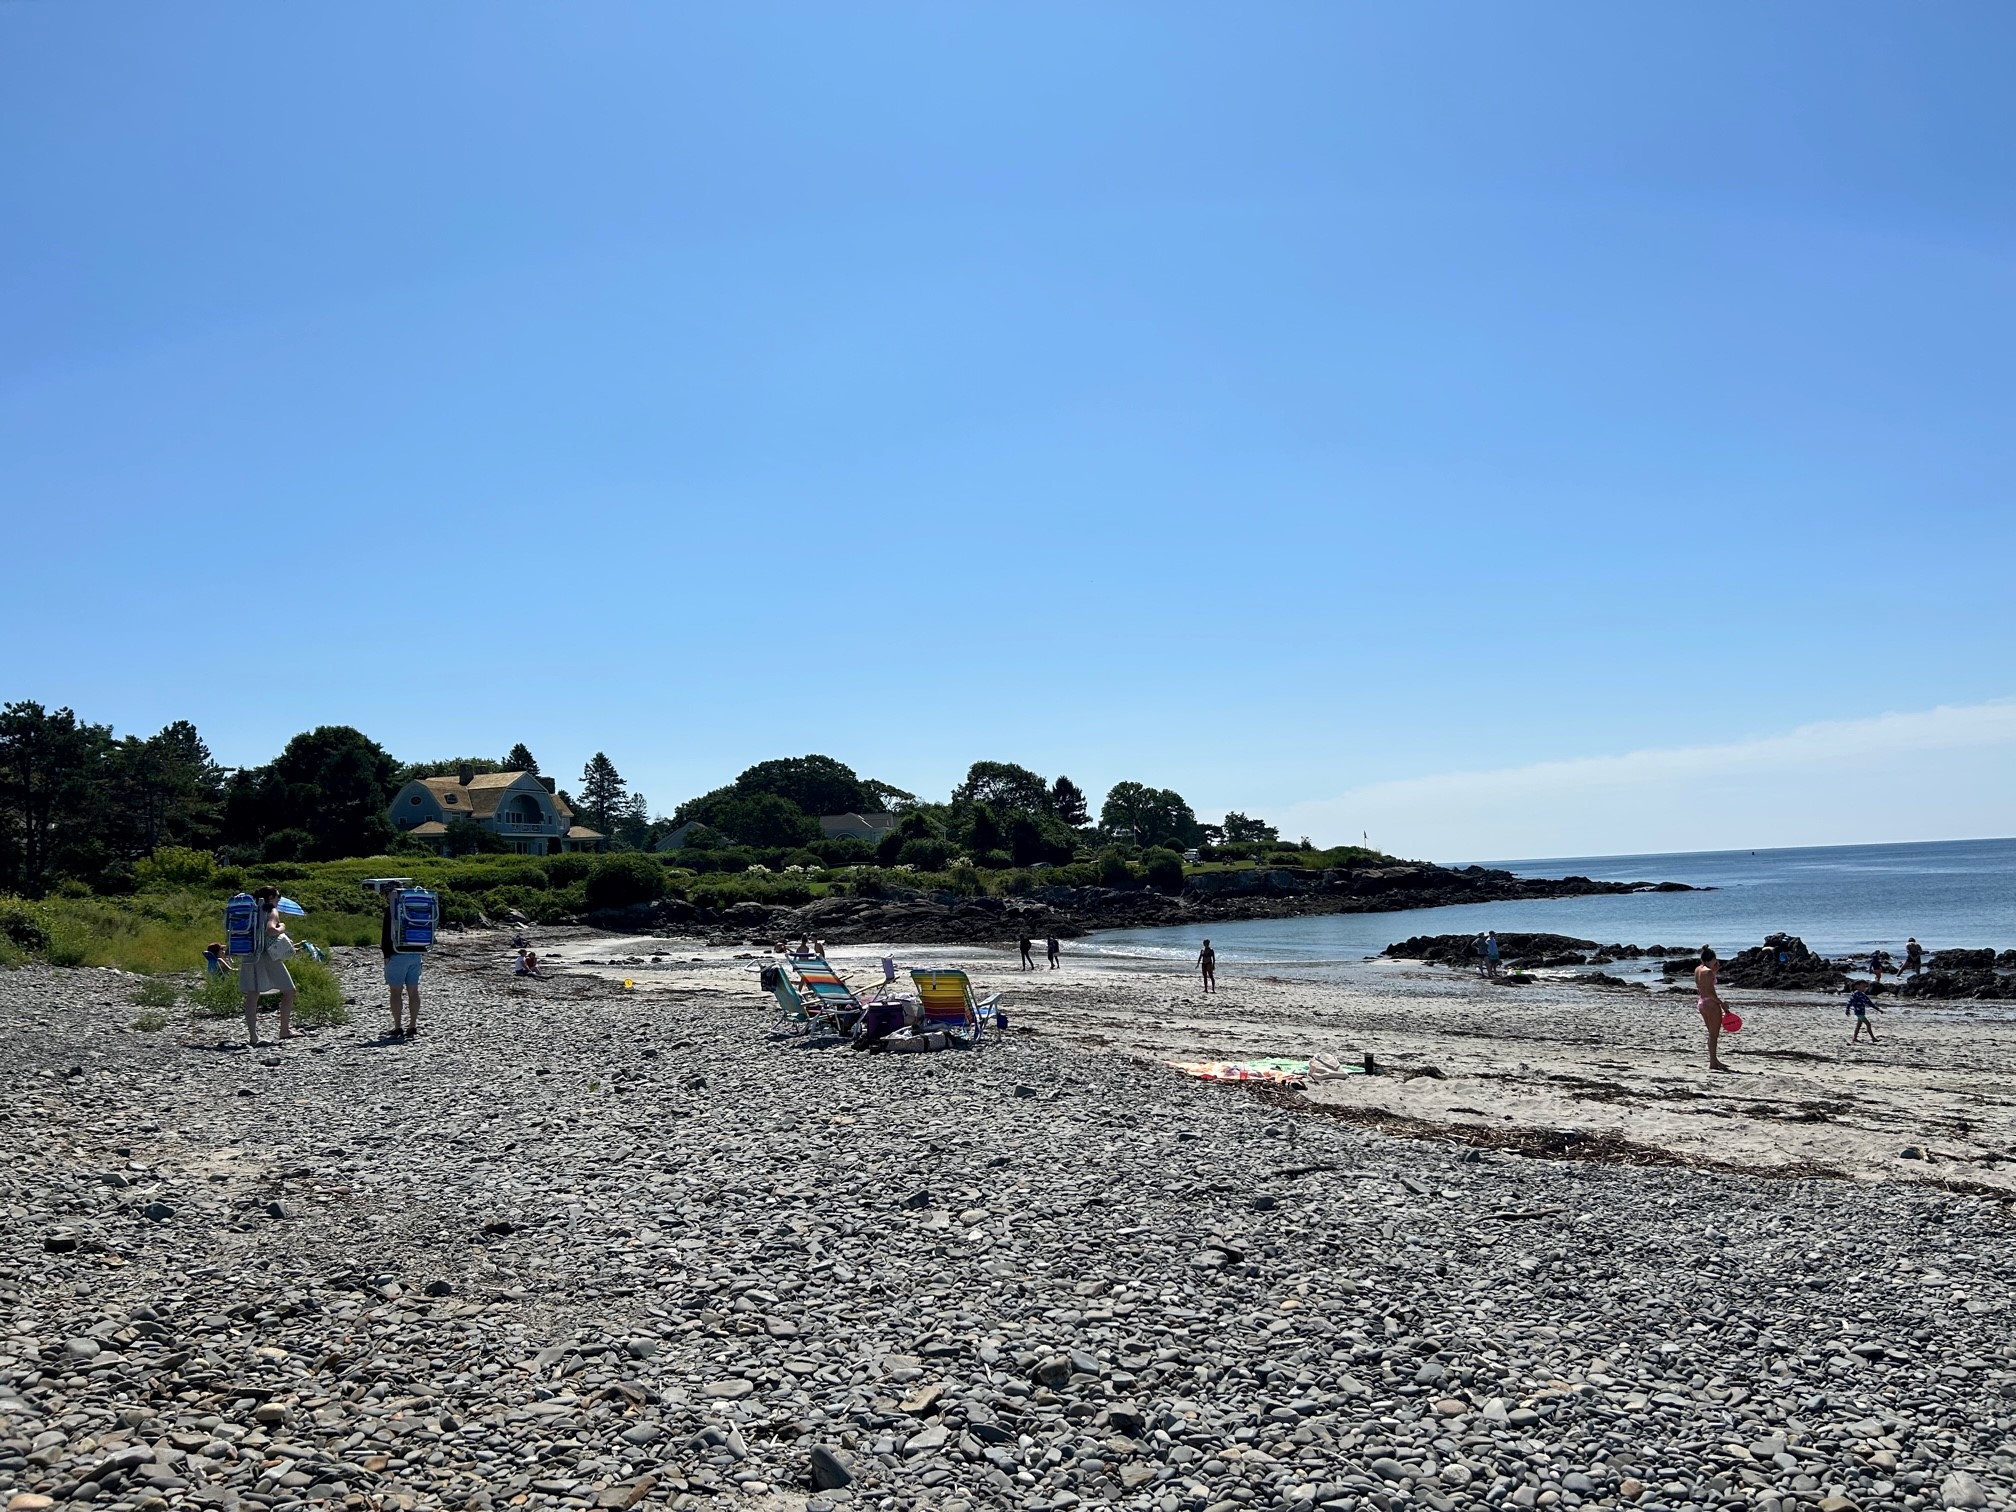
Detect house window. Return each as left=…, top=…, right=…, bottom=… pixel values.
left=408, top=794, right=422, bottom=805
left=444, top=793, right=458, bottom=805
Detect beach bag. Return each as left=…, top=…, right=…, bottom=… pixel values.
left=224, top=893, right=259, bottom=958
left=759, top=965, right=781, bottom=991
left=391, top=887, right=438, bottom=952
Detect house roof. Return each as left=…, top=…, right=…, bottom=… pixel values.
left=566, top=825, right=604, bottom=839
left=818, top=812, right=899, bottom=838
left=417, top=772, right=552, bottom=820
left=408, top=821, right=450, bottom=836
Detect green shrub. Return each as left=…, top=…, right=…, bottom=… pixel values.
left=55, top=879, right=94, bottom=900
left=0, top=900, right=50, bottom=954
left=262, top=830, right=317, bottom=863
left=288, top=956, right=348, bottom=1028
left=584, top=852, right=667, bottom=910
left=1143, top=847, right=1187, bottom=895
left=1001, top=870, right=1037, bottom=896
left=975, top=849, right=1014, bottom=871
left=1095, top=847, right=1138, bottom=889
left=134, top=847, right=218, bottom=892
left=131, top=1009, right=169, bottom=1033
left=191, top=972, right=240, bottom=1018
left=898, top=837, right=951, bottom=871
left=542, top=854, right=596, bottom=886
left=531, top=884, right=587, bottom=923
left=132, top=977, right=179, bottom=1009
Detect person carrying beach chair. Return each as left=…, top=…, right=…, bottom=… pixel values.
left=909, top=968, right=1005, bottom=1047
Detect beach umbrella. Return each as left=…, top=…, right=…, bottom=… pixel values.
left=277, top=897, right=307, bottom=916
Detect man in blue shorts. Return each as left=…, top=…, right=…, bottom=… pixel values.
left=381, top=893, right=424, bottom=1037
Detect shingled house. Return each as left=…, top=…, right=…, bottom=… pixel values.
left=386, top=767, right=605, bottom=855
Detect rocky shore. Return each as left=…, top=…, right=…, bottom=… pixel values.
left=5, top=942, right=2016, bottom=1512
left=1385, top=932, right=2016, bottom=997
left=595, top=864, right=1696, bottom=948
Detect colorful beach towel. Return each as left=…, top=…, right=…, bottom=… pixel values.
left=1170, top=1058, right=1313, bottom=1086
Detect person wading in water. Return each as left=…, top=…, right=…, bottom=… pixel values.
left=1694, top=946, right=1732, bottom=1073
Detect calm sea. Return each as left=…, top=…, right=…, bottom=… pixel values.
left=1078, top=837, right=2016, bottom=977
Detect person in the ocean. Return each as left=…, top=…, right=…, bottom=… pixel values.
left=1693, top=946, right=1732, bottom=1072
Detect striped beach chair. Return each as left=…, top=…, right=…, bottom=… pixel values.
left=791, top=955, right=870, bottom=1030
left=909, top=968, right=1004, bottom=1047
left=769, top=973, right=852, bottom=1040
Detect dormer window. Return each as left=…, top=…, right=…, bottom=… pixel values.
left=444, top=793, right=458, bottom=805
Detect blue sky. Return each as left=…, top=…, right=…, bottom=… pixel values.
left=4, top=3, right=2013, bottom=857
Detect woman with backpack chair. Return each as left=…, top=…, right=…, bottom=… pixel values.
left=239, top=887, right=298, bottom=1046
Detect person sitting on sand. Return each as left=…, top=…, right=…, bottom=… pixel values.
left=1694, top=946, right=1731, bottom=1072
left=204, top=942, right=231, bottom=978
left=1847, top=988, right=1883, bottom=1043
left=1199, top=939, right=1217, bottom=994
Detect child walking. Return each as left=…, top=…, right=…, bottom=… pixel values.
left=1847, top=988, right=1883, bottom=1043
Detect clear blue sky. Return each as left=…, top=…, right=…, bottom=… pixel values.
left=5, top=3, right=2013, bottom=857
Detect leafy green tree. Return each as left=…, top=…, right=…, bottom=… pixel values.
left=0, top=702, right=115, bottom=895
left=727, top=755, right=873, bottom=818
left=953, top=761, right=1052, bottom=816
left=708, top=792, right=819, bottom=848
left=133, top=846, right=218, bottom=891
left=578, top=753, right=628, bottom=836
left=117, top=721, right=224, bottom=856
left=505, top=743, right=540, bottom=776
left=964, top=803, right=1005, bottom=857
left=611, top=790, right=655, bottom=850
left=1221, top=811, right=1279, bottom=845
left=399, top=757, right=506, bottom=783
left=864, top=777, right=918, bottom=813
left=442, top=816, right=509, bottom=854
left=1049, top=775, right=1089, bottom=827
left=1099, top=782, right=1204, bottom=849
left=245, top=726, right=400, bottom=860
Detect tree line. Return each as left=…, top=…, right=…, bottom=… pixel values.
left=0, top=700, right=1285, bottom=896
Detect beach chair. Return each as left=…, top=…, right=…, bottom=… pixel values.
left=792, top=955, right=871, bottom=1031
left=909, top=968, right=1004, bottom=1047
left=769, top=973, right=853, bottom=1040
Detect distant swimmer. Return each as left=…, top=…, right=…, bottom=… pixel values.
left=1694, top=946, right=1732, bottom=1072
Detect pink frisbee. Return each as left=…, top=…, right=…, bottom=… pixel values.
left=1721, top=1011, right=1743, bottom=1033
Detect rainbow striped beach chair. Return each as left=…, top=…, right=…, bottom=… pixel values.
left=769, top=972, right=854, bottom=1040
left=909, top=968, right=1004, bottom=1047
left=790, top=955, right=871, bottom=1030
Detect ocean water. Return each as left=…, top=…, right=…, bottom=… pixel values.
left=1078, top=837, right=2016, bottom=977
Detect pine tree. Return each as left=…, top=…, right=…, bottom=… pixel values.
left=505, top=743, right=540, bottom=776
left=579, top=753, right=627, bottom=836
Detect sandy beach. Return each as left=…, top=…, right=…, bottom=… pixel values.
left=545, top=932, right=2016, bottom=1200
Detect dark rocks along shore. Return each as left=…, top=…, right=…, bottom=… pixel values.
left=589, top=864, right=1697, bottom=948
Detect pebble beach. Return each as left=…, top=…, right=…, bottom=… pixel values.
left=4, top=936, right=2013, bottom=1512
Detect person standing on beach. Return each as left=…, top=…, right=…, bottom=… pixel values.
left=1485, top=931, right=1501, bottom=979
left=1018, top=936, right=1035, bottom=971
left=1693, top=946, right=1731, bottom=1072
left=1471, top=934, right=1488, bottom=977
left=1199, top=939, right=1217, bottom=993
left=1045, top=935, right=1061, bottom=969
left=382, top=890, right=424, bottom=1038
left=1905, top=938, right=1923, bottom=976
left=1847, top=988, right=1883, bottom=1043
left=239, top=887, right=298, bottom=1046
left=1869, top=950, right=1885, bottom=990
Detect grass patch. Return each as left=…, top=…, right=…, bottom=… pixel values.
left=131, top=1009, right=169, bottom=1033
left=188, top=956, right=347, bottom=1029
left=132, top=977, right=179, bottom=1009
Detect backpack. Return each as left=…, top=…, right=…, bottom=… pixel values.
left=224, top=893, right=260, bottom=957
left=390, top=887, right=438, bottom=952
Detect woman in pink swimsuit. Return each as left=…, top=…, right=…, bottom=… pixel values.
left=1693, top=946, right=1731, bottom=1072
